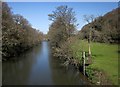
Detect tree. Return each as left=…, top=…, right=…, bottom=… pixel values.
left=2, top=2, right=43, bottom=59
left=83, top=15, right=95, bottom=63
left=48, top=5, right=77, bottom=48
left=80, top=8, right=119, bottom=43
left=2, top=2, right=16, bottom=57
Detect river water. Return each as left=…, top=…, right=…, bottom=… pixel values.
left=2, top=41, right=89, bottom=85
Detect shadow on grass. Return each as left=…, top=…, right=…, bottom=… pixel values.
left=92, top=54, right=103, bottom=58
left=117, top=50, right=120, bottom=54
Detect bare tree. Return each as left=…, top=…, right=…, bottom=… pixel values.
left=83, top=15, right=95, bottom=63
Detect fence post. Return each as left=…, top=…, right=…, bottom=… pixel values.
left=83, top=51, right=85, bottom=75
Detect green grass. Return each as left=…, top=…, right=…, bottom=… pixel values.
left=70, top=40, right=118, bottom=85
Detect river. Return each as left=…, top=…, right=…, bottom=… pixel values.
left=2, top=41, right=89, bottom=85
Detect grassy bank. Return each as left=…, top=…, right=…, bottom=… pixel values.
left=70, top=40, right=118, bottom=85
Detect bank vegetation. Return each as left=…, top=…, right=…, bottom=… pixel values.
left=2, top=3, right=43, bottom=60
left=47, top=5, right=119, bottom=85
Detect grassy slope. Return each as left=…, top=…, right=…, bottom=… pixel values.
left=70, top=40, right=118, bottom=85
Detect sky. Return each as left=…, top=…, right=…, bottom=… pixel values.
left=7, top=2, right=118, bottom=34
left=4, top=0, right=120, bottom=2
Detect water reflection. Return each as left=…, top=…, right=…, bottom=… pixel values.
left=27, top=42, right=53, bottom=85
left=3, top=43, right=42, bottom=85
left=2, top=41, right=88, bottom=85
left=49, top=56, right=88, bottom=85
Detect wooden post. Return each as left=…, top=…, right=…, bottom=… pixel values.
left=83, top=51, right=85, bottom=75
left=88, top=27, right=92, bottom=64
left=88, top=27, right=91, bottom=56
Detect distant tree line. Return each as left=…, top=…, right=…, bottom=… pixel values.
left=2, top=2, right=43, bottom=59
left=78, top=8, right=119, bottom=43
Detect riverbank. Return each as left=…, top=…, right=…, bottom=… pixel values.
left=52, top=39, right=119, bottom=85
left=2, top=42, right=41, bottom=61
left=71, top=40, right=118, bottom=85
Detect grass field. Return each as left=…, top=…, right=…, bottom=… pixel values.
left=70, top=40, right=119, bottom=85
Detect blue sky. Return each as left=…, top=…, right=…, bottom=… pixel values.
left=7, top=2, right=118, bottom=34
